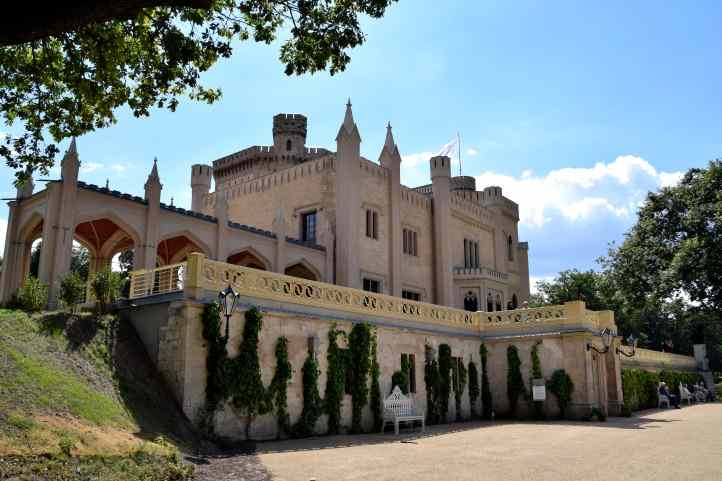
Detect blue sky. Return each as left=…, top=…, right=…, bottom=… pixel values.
left=1, top=0, right=721, bottom=288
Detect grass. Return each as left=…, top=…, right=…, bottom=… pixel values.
left=0, top=308, right=200, bottom=462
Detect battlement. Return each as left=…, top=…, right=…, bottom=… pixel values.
left=191, top=164, right=212, bottom=184
left=450, top=176, right=476, bottom=191
left=273, top=113, right=307, bottom=138
left=430, top=155, right=451, bottom=178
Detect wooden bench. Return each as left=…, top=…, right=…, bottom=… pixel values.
left=383, top=386, right=425, bottom=435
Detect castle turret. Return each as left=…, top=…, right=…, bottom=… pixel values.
left=335, top=99, right=362, bottom=288
left=190, top=164, right=212, bottom=212
left=273, top=113, right=307, bottom=157
left=430, top=155, right=453, bottom=306
left=140, top=158, right=162, bottom=269
left=379, top=122, right=403, bottom=296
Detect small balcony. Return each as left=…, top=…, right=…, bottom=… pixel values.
left=453, top=266, right=510, bottom=282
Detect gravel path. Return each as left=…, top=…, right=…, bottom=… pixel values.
left=190, top=403, right=722, bottom=481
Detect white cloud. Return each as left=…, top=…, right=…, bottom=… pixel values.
left=80, top=162, right=103, bottom=174
left=529, top=275, right=554, bottom=295
left=0, top=218, right=6, bottom=257
left=402, top=151, right=436, bottom=168
left=110, top=163, right=129, bottom=173
left=475, top=155, right=683, bottom=228
left=466, top=147, right=478, bottom=157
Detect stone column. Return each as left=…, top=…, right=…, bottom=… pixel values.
left=379, top=123, right=402, bottom=297
left=214, top=195, right=231, bottom=261
left=272, top=208, right=287, bottom=274
left=334, top=100, right=362, bottom=289
left=0, top=202, right=20, bottom=302
left=140, top=159, right=162, bottom=269
left=430, top=155, right=453, bottom=306
left=190, top=164, right=212, bottom=213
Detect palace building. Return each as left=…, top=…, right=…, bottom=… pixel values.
left=191, top=101, right=530, bottom=312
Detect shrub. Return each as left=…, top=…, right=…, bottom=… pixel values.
left=59, top=272, right=86, bottom=312
left=17, top=277, right=47, bottom=312
left=58, top=436, right=75, bottom=457
left=480, top=344, right=493, bottom=419
left=621, top=368, right=704, bottom=412
left=391, top=370, right=409, bottom=394
left=438, top=344, right=452, bottom=422
left=547, top=369, right=574, bottom=418
left=468, top=361, right=480, bottom=418
left=91, top=268, right=123, bottom=313
left=506, top=345, right=525, bottom=416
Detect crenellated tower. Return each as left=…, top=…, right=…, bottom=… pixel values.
left=273, top=113, right=307, bottom=157
left=190, top=164, right=212, bottom=212
left=430, top=155, right=453, bottom=305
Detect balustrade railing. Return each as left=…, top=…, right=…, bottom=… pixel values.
left=129, top=263, right=185, bottom=299
left=128, top=254, right=620, bottom=336
left=624, top=348, right=697, bottom=371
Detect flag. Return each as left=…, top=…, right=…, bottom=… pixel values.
left=436, top=136, right=459, bottom=158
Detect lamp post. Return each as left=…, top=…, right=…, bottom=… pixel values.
left=587, top=327, right=613, bottom=354
left=218, top=284, right=238, bottom=340
left=616, top=334, right=638, bottom=358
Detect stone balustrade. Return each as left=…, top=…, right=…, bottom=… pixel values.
left=129, top=253, right=615, bottom=337
left=622, top=347, right=698, bottom=372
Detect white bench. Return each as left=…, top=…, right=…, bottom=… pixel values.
left=679, top=384, right=693, bottom=405
left=383, top=386, right=425, bottom=435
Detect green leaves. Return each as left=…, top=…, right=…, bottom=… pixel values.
left=1, top=0, right=396, bottom=185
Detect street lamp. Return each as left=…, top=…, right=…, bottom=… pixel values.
left=587, top=327, right=613, bottom=354
left=617, top=334, right=638, bottom=358
left=218, top=284, right=239, bottom=340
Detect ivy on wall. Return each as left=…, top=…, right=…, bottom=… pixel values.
left=391, top=353, right=411, bottom=394
left=294, top=345, right=323, bottom=437
left=348, top=322, right=373, bottom=433
left=452, top=357, right=467, bottom=421
left=369, top=334, right=383, bottom=432
left=530, top=341, right=544, bottom=419
left=480, top=344, right=493, bottom=420
left=424, top=344, right=442, bottom=424
left=268, top=337, right=292, bottom=437
left=324, top=325, right=347, bottom=435
left=200, top=303, right=290, bottom=439
left=506, top=345, right=526, bottom=417
left=438, top=344, right=452, bottom=423
left=547, top=369, right=574, bottom=418
left=468, top=360, right=480, bottom=419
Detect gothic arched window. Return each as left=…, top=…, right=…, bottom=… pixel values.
left=495, top=294, right=502, bottom=312
left=286, top=139, right=292, bottom=151
left=464, top=291, right=478, bottom=312
left=487, top=293, right=494, bottom=312
left=507, top=234, right=514, bottom=261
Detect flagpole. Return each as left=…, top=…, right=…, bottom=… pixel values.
left=457, top=131, right=462, bottom=176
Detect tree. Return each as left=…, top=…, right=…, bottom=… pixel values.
left=1, top=0, right=397, bottom=185
left=532, top=269, right=611, bottom=311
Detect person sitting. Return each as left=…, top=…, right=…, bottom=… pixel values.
left=659, top=382, right=680, bottom=409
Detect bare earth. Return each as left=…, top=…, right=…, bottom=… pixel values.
left=192, top=403, right=722, bottom=481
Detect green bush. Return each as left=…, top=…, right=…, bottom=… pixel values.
left=17, top=277, right=47, bottom=312
left=621, top=368, right=704, bottom=412
left=506, top=345, right=525, bottom=416
left=659, top=370, right=704, bottom=396
left=59, top=272, right=86, bottom=312
left=547, top=369, right=574, bottom=418
left=91, top=268, right=123, bottom=313
left=391, top=370, right=409, bottom=394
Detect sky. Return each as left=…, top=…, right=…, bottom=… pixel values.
left=1, top=0, right=721, bottom=289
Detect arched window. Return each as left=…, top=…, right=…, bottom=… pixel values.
left=464, top=291, right=478, bottom=312
left=486, top=293, right=494, bottom=312
left=507, top=234, right=514, bottom=261
left=495, top=294, right=502, bottom=312
left=512, top=294, right=518, bottom=309
left=286, top=139, right=292, bottom=151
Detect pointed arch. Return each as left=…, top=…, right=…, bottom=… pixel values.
left=158, top=229, right=212, bottom=257
left=74, top=210, right=142, bottom=249
left=226, top=246, right=270, bottom=271
left=284, top=258, right=321, bottom=282
left=18, top=212, right=44, bottom=244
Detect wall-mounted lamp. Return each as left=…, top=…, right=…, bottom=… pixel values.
left=616, top=335, right=638, bottom=358
left=587, top=327, right=613, bottom=354
left=218, top=284, right=239, bottom=340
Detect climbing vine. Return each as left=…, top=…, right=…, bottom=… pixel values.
left=548, top=369, right=574, bottom=419
left=506, top=345, right=526, bottom=417
left=200, top=303, right=291, bottom=439
left=268, top=337, right=292, bottom=437
left=468, top=360, right=480, bottom=419
left=348, top=322, right=373, bottom=433
left=452, top=357, right=467, bottom=421
left=228, top=307, right=269, bottom=438
left=530, top=341, right=544, bottom=419
left=324, top=325, right=347, bottom=434
left=438, top=343, right=452, bottom=423
left=294, top=345, right=323, bottom=437
left=480, top=344, right=493, bottom=419
left=391, top=353, right=411, bottom=394
left=201, top=302, right=228, bottom=416
left=424, top=344, right=442, bottom=424
left=369, top=333, right=383, bottom=432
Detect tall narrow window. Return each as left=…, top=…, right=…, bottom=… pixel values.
left=402, top=290, right=421, bottom=301
left=403, top=228, right=408, bottom=253
left=512, top=294, right=519, bottom=309
left=487, top=293, right=494, bottom=312
left=474, top=242, right=480, bottom=268
left=365, top=209, right=379, bottom=239
left=495, top=294, right=502, bottom=311
left=301, top=211, right=317, bottom=243
left=412, top=231, right=418, bottom=256
left=366, top=210, right=372, bottom=238
left=403, top=228, right=418, bottom=256
left=401, top=353, right=417, bottom=393
left=363, top=278, right=380, bottom=293
left=508, top=234, right=514, bottom=261
left=286, top=139, right=292, bottom=151
left=464, top=239, right=469, bottom=267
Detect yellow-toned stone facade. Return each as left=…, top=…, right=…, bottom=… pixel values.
left=191, top=104, right=531, bottom=311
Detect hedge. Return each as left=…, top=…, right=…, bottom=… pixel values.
left=622, top=368, right=704, bottom=412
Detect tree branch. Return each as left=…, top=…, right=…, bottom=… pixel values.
left=1, top=0, right=214, bottom=46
